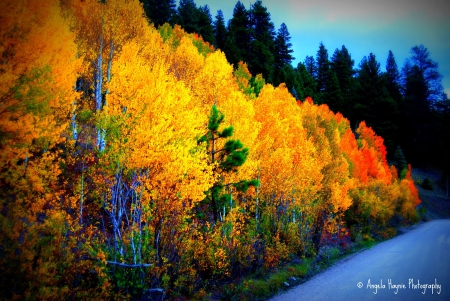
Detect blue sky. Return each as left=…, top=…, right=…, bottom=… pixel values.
left=188, top=0, right=450, bottom=97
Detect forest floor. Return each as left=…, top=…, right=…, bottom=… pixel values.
left=411, top=167, right=450, bottom=220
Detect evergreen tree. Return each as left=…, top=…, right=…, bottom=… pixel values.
left=330, top=45, right=354, bottom=93
left=408, top=45, right=444, bottom=103
left=356, top=53, right=398, bottom=153
left=385, top=50, right=403, bottom=103
left=198, top=105, right=258, bottom=223
left=213, top=10, right=227, bottom=50
left=223, top=35, right=241, bottom=67
left=399, top=61, right=430, bottom=163
left=248, top=39, right=275, bottom=82
left=225, top=1, right=251, bottom=67
left=297, top=62, right=317, bottom=100
left=249, top=0, right=275, bottom=43
left=324, top=69, right=343, bottom=113
left=248, top=0, right=276, bottom=82
left=316, top=42, right=329, bottom=93
left=330, top=45, right=355, bottom=116
left=141, top=0, right=176, bottom=27
left=275, top=64, right=304, bottom=99
left=172, top=0, right=199, bottom=34
left=304, top=55, right=317, bottom=79
left=197, top=5, right=215, bottom=45
left=274, top=23, right=294, bottom=69
left=171, top=1, right=215, bottom=46
left=399, top=45, right=447, bottom=168
left=394, top=146, right=408, bottom=179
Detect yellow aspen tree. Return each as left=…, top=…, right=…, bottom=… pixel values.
left=0, top=0, right=80, bottom=298
left=102, top=36, right=214, bottom=292
left=63, top=0, right=149, bottom=150
left=252, top=85, right=323, bottom=258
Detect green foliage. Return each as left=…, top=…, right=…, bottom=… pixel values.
left=141, top=0, right=176, bottom=28
left=274, top=23, right=294, bottom=69
left=224, top=1, right=251, bottom=67
left=324, top=69, right=343, bottom=111
left=330, top=45, right=355, bottom=117
left=11, top=66, right=53, bottom=116
left=213, top=10, right=227, bottom=50
left=249, top=74, right=265, bottom=97
left=394, top=146, right=408, bottom=179
left=316, top=42, right=330, bottom=96
left=197, top=5, right=216, bottom=46
left=172, top=0, right=199, bottom=33
left=297, top=62, right=317, bottom=100
left=355, top=53, right=398, bottom=153
left=158, top=23, right=180, bottom=49
left=248, top=40, right=275, bottom=83
left=199, top=105, right=258, bottom=222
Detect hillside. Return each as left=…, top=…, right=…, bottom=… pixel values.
left=412, top=169, right=450, bottom=220
left=0, top=0, right=434, bottom=300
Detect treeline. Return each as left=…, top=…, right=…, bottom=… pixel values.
left=141, top=0, right=450, bottom=178
left=0, top=0, right=424, bottom=299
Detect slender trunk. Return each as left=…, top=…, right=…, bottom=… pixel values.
left=95, top=28, right=104, bottom=150
left=312, top=210, right=326, bottom=252
left=256, top=167, right=260, bottom=223
left=72, top=78, right=82, bottom=141
left=72, top=102, right=78, bottom=141
left=229, top=186, right=233, bottom=211
left=106, top=39, right=114, bottom=97
left=79, top=160, right=84, bottom=224
left=155, top=228, right=161, bottom=265
left=211, top=134, right=217, bottom=222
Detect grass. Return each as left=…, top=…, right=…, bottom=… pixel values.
left=190, top=232, right=392, bottom=301
left=213, top=258, right=313, bottom=301
left=204, top=233, right=388, bottom=301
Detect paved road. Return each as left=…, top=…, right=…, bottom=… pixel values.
left=271, top=220, right=450, bottom=301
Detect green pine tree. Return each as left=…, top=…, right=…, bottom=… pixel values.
left=172, top=0, right=199, bottom=34
left=213, top=10, right=227, bottom=50
left=248, top=0, right=276, bottom=82
left=141, top=0, right=176, bottom=27
left=330, top=45, right=355, bottom=117
left=224, top=1, right=251, bottom=67
left=198, top=105, right=258, bottom=223
left=197, top=5, right=216, bottom=46
left=274, top=23, right=294, bottom=69
left=304, top=55, right=317, bottom=79
left=316, top=42, right=329, bottom=92
left=324, top=69, right=343, bottom=112
left=356, top=53, right=398, bottom=154
left=385, top=50, right=403, bottom=103
left=394, top=146, right=408, bottom=179
left=297, top=62, right=317, bottom=101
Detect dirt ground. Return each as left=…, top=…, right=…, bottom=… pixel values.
left=411, top=168, right=450, bottom=220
